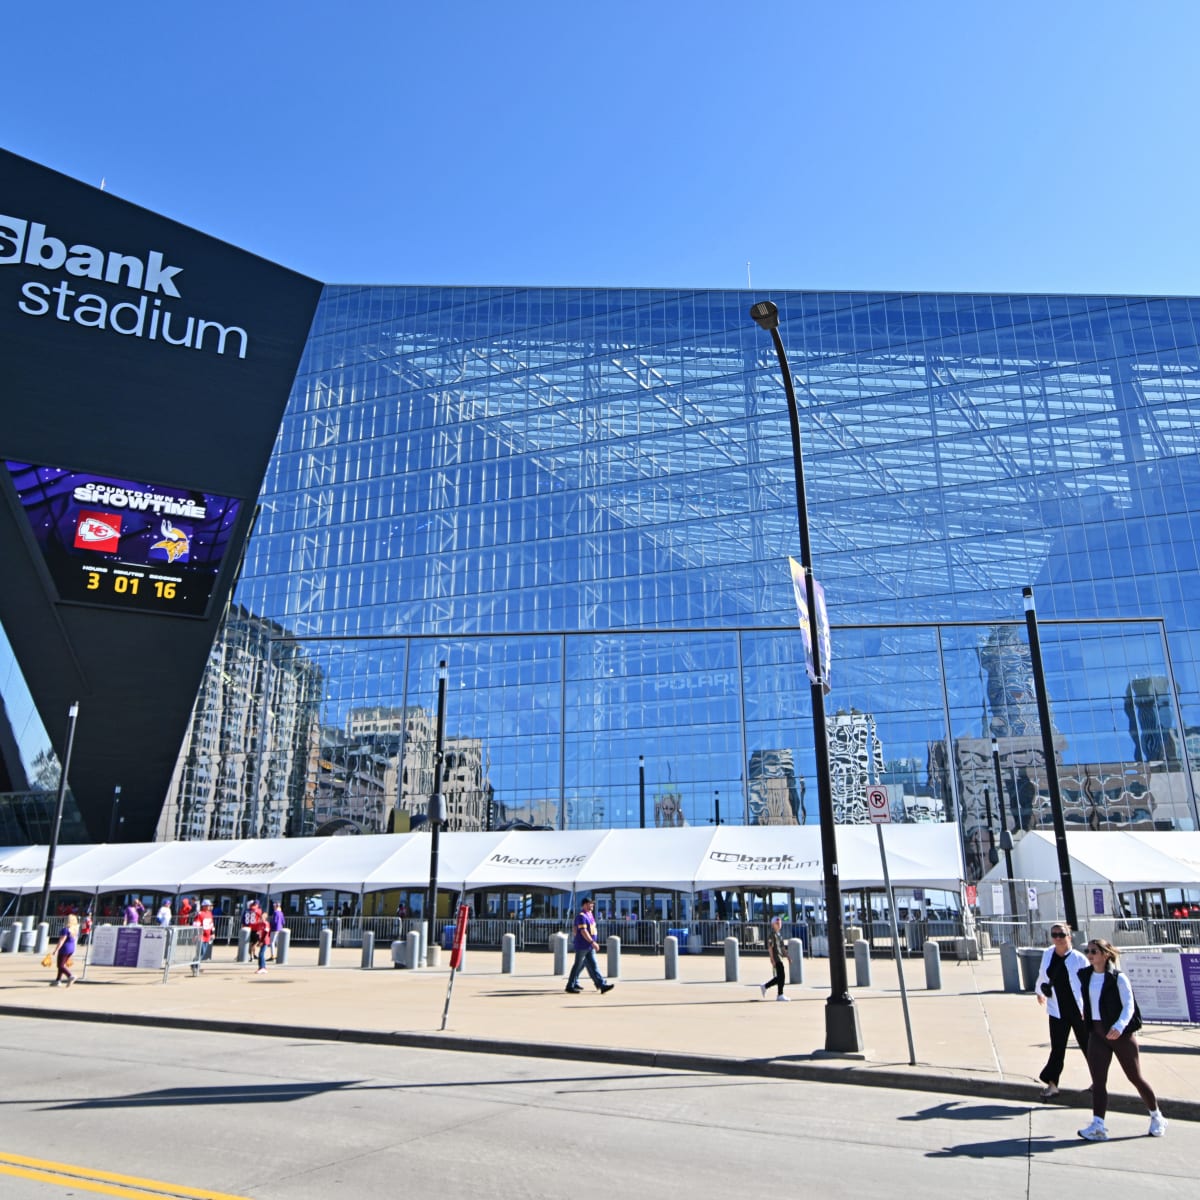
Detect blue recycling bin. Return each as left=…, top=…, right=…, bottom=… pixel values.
left=668, top=927, right=688, bottom=945
left=441, top=926, right=455, bottom=950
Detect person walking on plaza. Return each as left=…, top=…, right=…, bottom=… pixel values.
left=155, top=900, right=172, bottom=927
left=1034, top=922, right=1088, bottom=1098
left=565, top=897, right=614, bottom=995
left=51, top=914, right=79, bottom=987
left=193, top=899, right=215, bottom=969
left=251, top=905, right=272, bottom=974
left=1072, top=937, right=1166, bottom=1141
left=244, top=900, right=263, bottom=966
left=759, top=914, right=789, bottom=1001
left=123, top=898, right=144, bottom=925
left=270, top=902, right=286, bottom=959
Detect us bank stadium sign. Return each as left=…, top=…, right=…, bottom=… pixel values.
left=0, top=213, right=250, bottom=359
left=708, top=851, right=820, bottom=873
left=211, top=859, right=283, bottom=876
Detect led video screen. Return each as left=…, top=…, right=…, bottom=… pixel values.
left=5, top=461, right=242, bottom=617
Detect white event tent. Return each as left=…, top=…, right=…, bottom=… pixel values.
left=0, top=824, right=964, bottom=900
left=976, top=830, right=1200, bottom=916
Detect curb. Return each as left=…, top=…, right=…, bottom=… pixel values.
left=3, top=1003, right=1197, bottom=1123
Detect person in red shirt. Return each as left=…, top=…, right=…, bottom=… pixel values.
left=193, top=900, right=215, bottom=970
left=251, top=905, right=272, bottom=973
left=178, top=897, right=192, bottom=925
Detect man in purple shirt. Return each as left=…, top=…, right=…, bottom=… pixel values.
left=565, top=897, right=614, bottom=995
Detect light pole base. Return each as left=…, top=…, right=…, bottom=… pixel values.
left=824, top=996, right=864, bottom=1055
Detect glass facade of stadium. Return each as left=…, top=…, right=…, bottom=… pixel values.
left=155, top=286, right=1200, bottom=883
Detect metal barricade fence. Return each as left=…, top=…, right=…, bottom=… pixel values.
left=1144, top=918, right=1200, bottom=948
left=594, top=919, right=659, bottom=949
left=976, top=919, right=1057, bottom=948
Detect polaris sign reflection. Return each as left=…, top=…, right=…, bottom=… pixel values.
left=0, top=213, right=249, bottom=359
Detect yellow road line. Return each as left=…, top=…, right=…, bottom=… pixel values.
left=0, top=1152, right=252, bottom=1200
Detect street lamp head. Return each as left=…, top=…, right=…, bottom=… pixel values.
left=749, top=300, right=780, bottom=331
left=999, top=830, right=1015, bottom=852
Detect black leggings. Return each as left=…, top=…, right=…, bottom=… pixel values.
left=764, top=960, right=785, bottom=996
left=1087, top=1021, right=1157, bottom=1118
left=1039, top=1012, right=1089, bottom=1085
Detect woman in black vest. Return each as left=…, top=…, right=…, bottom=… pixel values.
left=1033, top=922, right=1089, bottom=1098
left=1072, top=938, right=1166, bottom=1141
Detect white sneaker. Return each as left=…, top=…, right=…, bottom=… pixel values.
left=1078, top=1119, right=1108, bottom=1142
left=776, top=994, right=790, bottom=1002
left=1149, top=1111, right=1167, bottom=1137
left=759, top=983, right=767, bottom=999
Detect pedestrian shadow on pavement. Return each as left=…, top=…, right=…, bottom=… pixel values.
left=900, top=1101, right=1026, bottom=1122
left=928, top=1135, right=1136, bottom=1159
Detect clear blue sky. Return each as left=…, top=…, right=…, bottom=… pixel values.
left=3, top=2, right=1198, bottom=294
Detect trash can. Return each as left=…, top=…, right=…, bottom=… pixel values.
left=441, top=926, right=455, bottom=950
left=668, top=927, right=688, bottom=946
left=1017, top=946, right=1042, bottom=992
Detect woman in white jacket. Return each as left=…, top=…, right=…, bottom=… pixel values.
left=1033, top=922, right=1089, bottom=1098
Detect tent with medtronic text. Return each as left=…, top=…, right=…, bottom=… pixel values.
left=0, top=823, right=965, bottom=897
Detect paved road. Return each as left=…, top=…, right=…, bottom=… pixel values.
left=2, top=1018, right=1194, bottom=1199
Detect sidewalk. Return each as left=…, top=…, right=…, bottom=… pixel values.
left=2, top=944, right=1197, bottom=1121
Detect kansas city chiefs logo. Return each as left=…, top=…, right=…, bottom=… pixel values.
left=74, top=510, right=121, bottom=552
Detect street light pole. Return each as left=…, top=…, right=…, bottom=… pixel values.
left=751, top=300, right=862, bottom=1053
left=639, top=756, right=646, bottom=829
left=424, top=660, right=448, bottom=964
left=38, top=702, right=79, bottom=927
left=991, top=738, right=1018, bottom=922
left=1022, top=587, right=1078, bottom=929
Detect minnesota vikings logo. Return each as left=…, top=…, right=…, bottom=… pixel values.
left=150, top=519, right=190, bottom=563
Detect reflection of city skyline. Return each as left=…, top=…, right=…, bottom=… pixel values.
left=160, top=603, right=1199, bottom=854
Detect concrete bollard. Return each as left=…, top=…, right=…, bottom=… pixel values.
left=923, top=939, right=942, bottom=989
left=406, top=929, right=422, bottom=969
left=724, top=935, right=739, bottom=982
left=552, top=931, right=569, bottom=976
left=3, top=922, right=22, bottom=952
left=787, top=938, right=804, bottom=986
left=276, top=928, right=291, bottom=966
left=664, top=935, right=678, bottom=979
left=426, top=943, right=441, bottom=967
left=237, top=927, right=251, bottom=963
left=606, top=935, right=621, bottom=980
left=360, top=930, right=375, bottom=969
left=318, top=927, right=333, bottom=966
left=955, top=936, right=979, bottom=962
left=35, top=922, right=49, bottom=956
left=501, top=932, right=516, bottom=973
left=999, top=942, right=1021, bottom=993
left=854, top=939, right=872, bottom=987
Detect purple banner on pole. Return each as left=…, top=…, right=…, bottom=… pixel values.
left=1092, top=888, right=1105, bottom=915
left=114, top=926, right=142, bottom=967
left=1182, top=953, right=1200, bottom=1023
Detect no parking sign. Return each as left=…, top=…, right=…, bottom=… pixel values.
left=866, top=785, right=891, bottom=824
